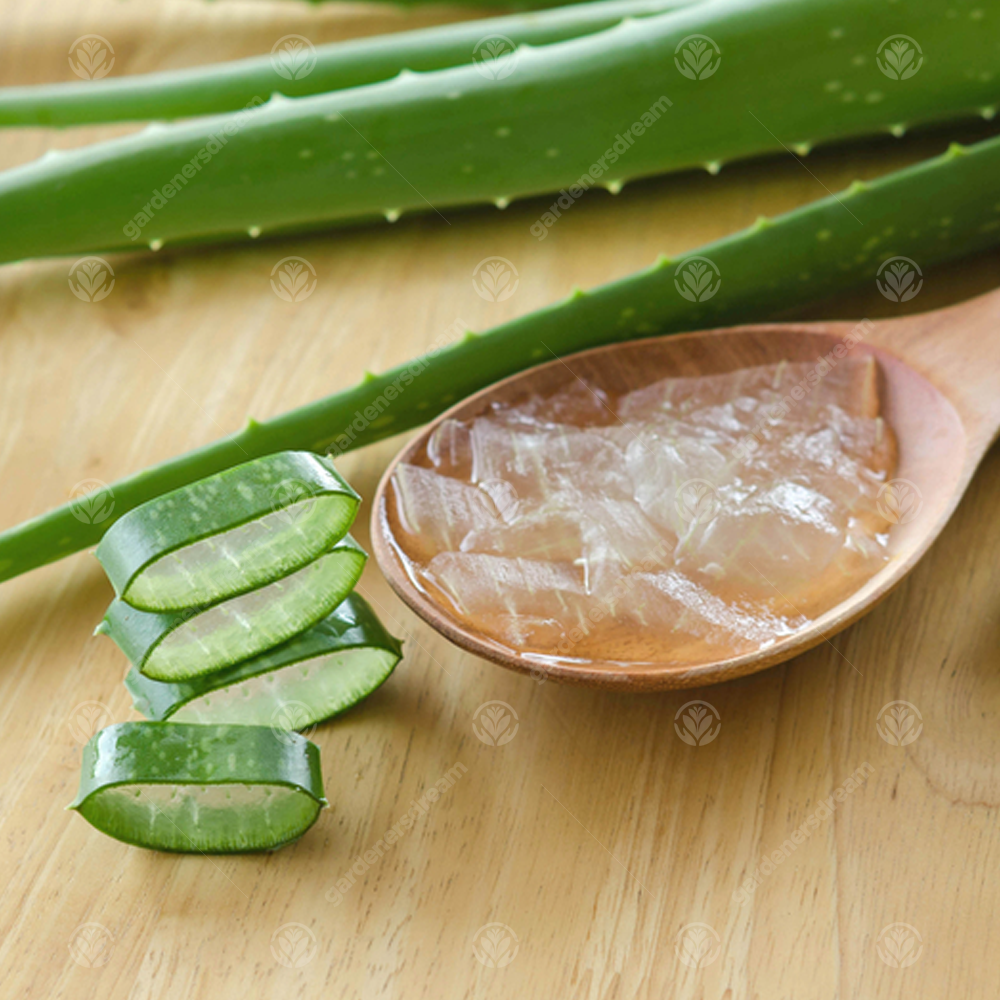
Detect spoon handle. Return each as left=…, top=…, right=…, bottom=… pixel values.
left=868, top=287, right=1000, bottom=460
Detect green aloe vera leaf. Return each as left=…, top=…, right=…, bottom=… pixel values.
left=0, top=0, right=995, bottom=261
left=4, top=134, right=1000, bottom=581
left=69, top=722, right=327, bottom=853
left=0, top=0, right=699, bottom=126
left=95, top=450, right=359, bottom=612
left=97, top=535, right=367, bottom=681
left=295, top=0, right=606, bottom=7
left=125, top=592, right=402, bottom=726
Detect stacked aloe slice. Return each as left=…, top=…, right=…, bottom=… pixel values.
left=71, top=451, right=402, bottom=853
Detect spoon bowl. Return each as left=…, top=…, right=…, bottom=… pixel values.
left=372, top=289, right=1000, bottom=689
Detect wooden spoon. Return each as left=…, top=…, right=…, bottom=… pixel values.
left=371, top=287, right=1000, bottom=690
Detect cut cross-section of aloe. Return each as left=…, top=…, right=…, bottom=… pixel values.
left=96, top=451, right=359, bottom=612
left=69, top=722, right=327, bottom=853
left=125, top=593, right=402, bottom=727
left=97, top=536, right=368, bottom=681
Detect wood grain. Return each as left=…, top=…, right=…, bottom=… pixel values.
left=2, top=1, right=1000, bottom=997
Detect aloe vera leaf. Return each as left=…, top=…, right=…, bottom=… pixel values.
left=0, top=0, right=995, bottom=262
left=3, top=135, right=1000, bottom=582
left=296, top=0, right=603, bottom=7
left=97, top=535, right=367, bottom=681
left=69, top=722, right=327, bottom=853
left=95, top=450, right=359, bottom=612
left=0, top=0, right=698, bottom=126
left=125, top=592, right=402, bottom=726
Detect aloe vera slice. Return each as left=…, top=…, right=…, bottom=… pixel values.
left=96, top=450, right=359, bottom=612
left=97, top=535, right=367, bottom=681
left=69, top=722, right=327, bottom=853
left=125, top=593, right=402, bottom=727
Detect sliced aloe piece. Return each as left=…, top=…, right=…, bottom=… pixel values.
left=96, top=451, right=359, bottom=612
left=97, top=536, right=367, bottom=681
left=125, top=593, right=402, bottom=727
left=69, top=722, right=327, bottom=853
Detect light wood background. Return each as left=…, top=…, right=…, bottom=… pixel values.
left=2, top=1, right=1000, bottom=997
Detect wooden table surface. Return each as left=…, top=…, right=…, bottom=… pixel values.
left=2, top=1, right=1000, bottom=997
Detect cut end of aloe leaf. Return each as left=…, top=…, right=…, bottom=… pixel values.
left=171, top=647, right=399, bottom=727
left=71, top=722, right=327, bottom=853
left=100, top=535, right=368, bottom=682
left=125, top=592, right=402, bottom=728
left=96, top=451, right=359, bottom=612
